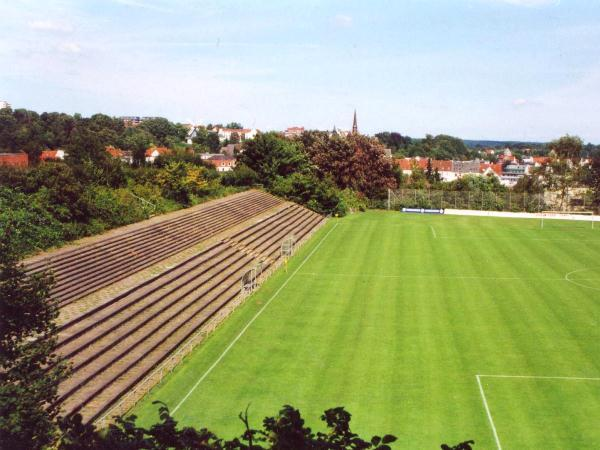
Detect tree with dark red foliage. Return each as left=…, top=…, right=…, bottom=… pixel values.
left=301, top=132, right=397, bottom=199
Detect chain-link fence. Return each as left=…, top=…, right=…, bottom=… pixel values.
left=371, top=189, right=596, bottom=213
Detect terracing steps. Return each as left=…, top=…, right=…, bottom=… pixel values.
left=25, top=190, right=283, bottom=306
left=54, top=204, right=324, bottom=422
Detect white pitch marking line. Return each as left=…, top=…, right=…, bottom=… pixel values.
left=298, top=272, right=564, bottom=281
left=430, top=225, right=437, bottom=239
left=564, top=268, right=600, bottom=292
left=476, top=375, right=503, bottom=450
left=171, top=222, right=339, bottom=415
left=478, top=374, right=600, bottom=381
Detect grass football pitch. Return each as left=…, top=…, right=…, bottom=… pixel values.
left=132, top=210, right=600, bottom=449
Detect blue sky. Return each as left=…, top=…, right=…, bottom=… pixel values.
left=1, top=0, right=599, bottom=142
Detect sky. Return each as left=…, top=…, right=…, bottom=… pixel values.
left=1, top=0, right=600, bottom=142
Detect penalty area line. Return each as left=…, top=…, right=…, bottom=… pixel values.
left=476, top=375, right=503, bottom=450
left=430, top=225, right=437, bottom=239
left=171, top=221, right=339, bottom=415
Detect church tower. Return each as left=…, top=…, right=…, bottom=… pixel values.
left=352, top=109, right=358, bottom=134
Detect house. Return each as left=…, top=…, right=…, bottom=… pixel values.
left=0, top=152, right=28, bottom=167
left=40, top=149, right=67, bottom=161
left=220, top=143, right=242, bottom=157
left=145, top=146, right=170, bottom=163
left=182, top=123, right=197, bottom=144
left=284, top=127, right=304, bottom=138
left=0, top=100, right=10, bottom=110
left=200, top=152, right=222, bottom=160
left=216, top=128, right=257, bottom=143
left=395, top=158, right=505, bottom=182
left=105, top=146, right=133, bottom=164
left=395, top=158, right=456, bottom=181
left=120, top=116, right=142, bottom=127
left=479, top=162, right=503, bottom=178
left=500, top=164, right=530, bottom=186
left=206, top=154, right=236, bottom=172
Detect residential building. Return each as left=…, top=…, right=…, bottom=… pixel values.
left=216, top=127, right=257, bottom=143
left=220, top=143, right=242, bottom=157
left=182, top=123, right=197, bottom=144
left=0, top=152, right=28, bottom=167
left=200, top=152, right=221, bottom=160
left=500, top=164, right=529, bottom=187
left=145, top=146, right=170, bottom=163
left=284, top=127, right=304, bottom=138
left=120, top=116, right=142, bottom=127
left=395, top=158, right=504, bottom=182
left=206, top=154, right=236, bottom=172
left=106, top=146, right=133, bottom=164
left=40, top=149, right=67, bottom=161
left=0, top=100, right=11, bottom=110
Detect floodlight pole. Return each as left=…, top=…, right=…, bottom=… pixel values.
left=387, top=188, right=391, bottom=210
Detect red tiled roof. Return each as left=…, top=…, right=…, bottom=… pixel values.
left=145, top=146, right=170, bottom=157
left=105, top=146, right=124, bottom=158
left=40, top=149, right=59, bottom=160
left=0, top=152, right=28, bottom=167
left=533, top=156, right=551, bottom=164
left=479, top=162, right=503, bottom=175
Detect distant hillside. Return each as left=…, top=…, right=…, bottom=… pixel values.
left=463, top=139, right=546, bottom=149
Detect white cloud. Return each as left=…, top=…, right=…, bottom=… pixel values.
left=57, top=42, right=81, bottom=53
left=513, top=98, right=528, bottom=106
left=28, top=20, right=73, bottom=32
left=333, top=14, right=353, bottom=27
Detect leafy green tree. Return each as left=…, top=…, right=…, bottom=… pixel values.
left=225, top=122, right=243, bottom=129
left=548, top=135, right=583, bottom=160
left=222, top=163, right=260, bottom=187
left=140, top=118, right=186, bottom=146
left=192, top=127, right=221, bottom=152
left=0, top=187, right=64, bottom=254
left=539, top=135, right=585, bottom=209
left=58, top=403, right=403, bottom=449
left=240, top=132, right=309, bottom=186
left=589, top=157, right=600, bottom=210
left=120, top=127, right=154, bottom=165
left=512, top=174, right=543, bottom=194
left=0, top=223, right=69, bottom=450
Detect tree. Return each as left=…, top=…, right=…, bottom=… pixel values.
left=301, top=132, right=397, bottom=198
left=230, top=131, right=240, bottom=144
left=120, top=127, right=154, bottom=166
left=539, top=135, right=585, bottom=209
left=140, top=118, right=186, bottom=146
left=548, top=135, right=583, bottom=160
left=588, top=157, right=600, bottom=210
left=240, top=132, right=309, bottom=186
left=0, top=222, right=69, bottom=450
left=225, top=122, right=243, bottom=129
left=192, top=128, right=220, bottom=152
left=58, top=403, right=402, bottom=449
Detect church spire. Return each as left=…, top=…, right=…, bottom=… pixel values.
left=352, top=109, right=358, bottom=134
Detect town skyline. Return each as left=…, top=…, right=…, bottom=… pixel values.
left=2, top=1, right=600, bottom=142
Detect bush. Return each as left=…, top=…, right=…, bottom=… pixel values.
left=0, top=187, right=64, bottom=255
left=221, top=163, right=260, bottom=187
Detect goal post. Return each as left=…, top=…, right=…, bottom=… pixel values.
left=540, top=210, right=596, bottom=229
